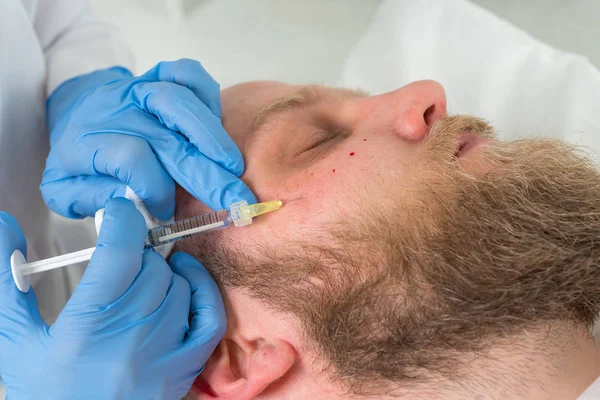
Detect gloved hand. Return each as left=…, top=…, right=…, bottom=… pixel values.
left=0, top=198, right=226, bottom=400
left=41, top=59, right=256, bottom=221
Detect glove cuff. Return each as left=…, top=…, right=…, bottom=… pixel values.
left=46, top=66, right=134, bottom=131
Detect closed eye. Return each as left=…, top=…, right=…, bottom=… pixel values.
left=300, top=127, right=348, bottom=154
left=302, top=133, right=335, bottom=153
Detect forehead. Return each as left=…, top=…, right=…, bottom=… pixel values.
left=221, top=81, right=296, bottom=102
left=220, top=81, right=297, bottom=149
left=221, top=82, right=295, bottom=121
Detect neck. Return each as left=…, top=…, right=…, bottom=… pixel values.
left=364, top=322, right=600, bottom=400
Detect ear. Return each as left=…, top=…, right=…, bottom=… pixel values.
left=193, top=336, right=296, bottom=399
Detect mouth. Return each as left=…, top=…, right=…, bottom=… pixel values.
left=454, top=133, right=491, bottom=159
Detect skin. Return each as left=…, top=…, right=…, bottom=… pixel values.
left=178, top=80, right=468, bottom=247
left=177, top=81, right=600, bottom=399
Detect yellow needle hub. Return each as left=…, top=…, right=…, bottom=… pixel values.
left=230, top=200, right=283, bottom=227
left=240, top=200, right=282, bottom=219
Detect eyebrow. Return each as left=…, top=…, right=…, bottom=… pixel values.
left=249, top=86, right=368, bottom=136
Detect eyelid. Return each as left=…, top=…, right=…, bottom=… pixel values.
left=301, top=131, right=336, bottom=154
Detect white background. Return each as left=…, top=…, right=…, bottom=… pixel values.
left=90, top=0, right=600, bottom=86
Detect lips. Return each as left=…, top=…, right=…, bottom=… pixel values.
left=454, top=133, right=488, bottom=159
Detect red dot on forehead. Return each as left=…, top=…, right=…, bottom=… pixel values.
left=349, top=152, right=355, bottom=156
left=332, top=169, right=336, bottom=172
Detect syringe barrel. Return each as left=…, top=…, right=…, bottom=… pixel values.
left=145, top=209, right=231, bottom=248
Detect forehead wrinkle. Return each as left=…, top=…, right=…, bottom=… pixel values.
left=245, top=85, right=368, bottom=152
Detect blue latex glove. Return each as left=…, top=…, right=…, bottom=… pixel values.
left=0, top=198, right=226, bottom=400
left=41, top=59, right=256, bottom=221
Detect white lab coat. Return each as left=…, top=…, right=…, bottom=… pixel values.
left=0, top=2, right=132, bottom=395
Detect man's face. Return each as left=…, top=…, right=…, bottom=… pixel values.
left=176, top=80, right=600, bottom=394
left=176, top=80, right=490, bottom=245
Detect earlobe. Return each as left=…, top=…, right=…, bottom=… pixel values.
left=194, top=339, right=248, bottom=397
left=193, top=337, right=296, bottom=399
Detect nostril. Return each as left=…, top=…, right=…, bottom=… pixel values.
left=423, top=105, right=437, bottom=127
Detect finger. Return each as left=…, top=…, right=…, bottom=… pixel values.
left=52, top=250, right=176, bottom=338
left=130, top=81, right=244, bottom=176
left=106, top=250, right=174, bottom=324
left=140, top=59, right=222, bottom=118
left=0, top=213, right=44, bottom=330
left=135, top=271, right=191, bottom=354
left=57, top=134, right=176, bottom=220
left=52, top=109, right=255, bottom=212
left=65, top=198, right=146, bottom=310
left=40, top=173, right=127, bottom=219
left=169, top=252, right=226, bottom=363
left=89, top=135, right=176, bottom=220
left=158, top=145, right=257, bottom=210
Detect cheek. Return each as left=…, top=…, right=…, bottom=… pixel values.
left=238, top=136, right=412, bottom=230
left=242, top=162, right=328, bottom=205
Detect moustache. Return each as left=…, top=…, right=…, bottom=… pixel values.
left=421, top=115, right=497, bottom=164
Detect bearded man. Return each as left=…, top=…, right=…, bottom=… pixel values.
left=176, top=80, right=600, bottom=400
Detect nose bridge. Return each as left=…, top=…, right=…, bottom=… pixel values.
left=371, top=80, right=447, bottom=142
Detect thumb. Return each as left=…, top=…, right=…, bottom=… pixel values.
left=64, top=198, right=147, bottom=309
left=0, top=213, right=45, bottom=337
left=169, top=252, right=226, bottom=364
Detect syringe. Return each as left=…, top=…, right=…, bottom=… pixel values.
left=10, top=200, right=282, bottom=292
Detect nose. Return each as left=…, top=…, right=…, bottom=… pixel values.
left=363, top=80, right=447, bottom=142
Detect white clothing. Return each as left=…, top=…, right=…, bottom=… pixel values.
left=0, top=0, right=133, bottom=320
left=0, top=1, right=132, bottom=396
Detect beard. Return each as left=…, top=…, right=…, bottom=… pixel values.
left=379, top=115, right=600, bottom=340
left=413, top=115, right=600, bottom=331
left=176, top=115, right=600, bottom=393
